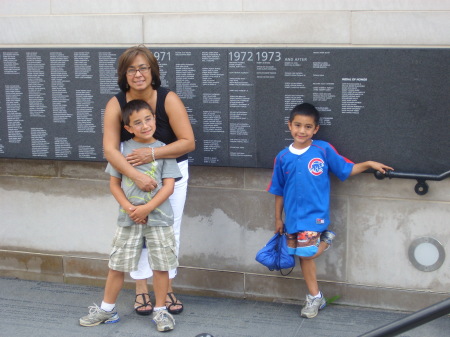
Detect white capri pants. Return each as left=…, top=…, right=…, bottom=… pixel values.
left=130, top=159, right=189, bottom=280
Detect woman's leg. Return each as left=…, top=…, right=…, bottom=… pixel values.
left=165, top=161, right=188, bottom=312
left=131, top=248, right=153, bottom=314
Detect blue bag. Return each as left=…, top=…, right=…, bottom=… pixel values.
left=255, top=233, right=295, bottom=273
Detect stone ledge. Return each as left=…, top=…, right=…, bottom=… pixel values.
left=1, top=250, right=448, bottom=312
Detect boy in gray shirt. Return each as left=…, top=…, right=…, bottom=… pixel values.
left=80, top=100, right=181, bottom=332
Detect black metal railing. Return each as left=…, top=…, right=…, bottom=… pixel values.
left=358, top=297, right=450, bottom=337
left=374, top=169, right=450, bottom=195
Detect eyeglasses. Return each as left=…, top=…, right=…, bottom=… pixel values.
left=131, top=116, right=155, bottom=128
left=126, top=66, right=150, bottom=76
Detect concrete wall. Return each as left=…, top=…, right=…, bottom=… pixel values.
left=1, top=0, right=449, bottom=311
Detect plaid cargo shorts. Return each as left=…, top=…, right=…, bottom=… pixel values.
left=108, top=225, right=178, bottom=272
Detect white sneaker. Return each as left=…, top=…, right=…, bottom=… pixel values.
left=300, top=294, right=326, bottom=318
left=153, top=309, right=175, bottom=332
left=79, top=304, right=120, bottom=326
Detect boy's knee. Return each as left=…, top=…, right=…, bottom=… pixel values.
left=299, top=250, right=324, bottom=260
left=108, top=269, right=125, bottom=279
left=300, top=255, right=316, bottom=261
left=153, top=270, right=169, bottom=276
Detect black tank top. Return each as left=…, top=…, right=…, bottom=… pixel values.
left=115, top=87, right=188, bottom=162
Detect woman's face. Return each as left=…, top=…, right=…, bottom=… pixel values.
left=126, top=54, right=153, bottom=91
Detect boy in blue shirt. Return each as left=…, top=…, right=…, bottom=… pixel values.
left=267, top=103, right=393, bottom=319
left=79, top=100, right=181, bottom=332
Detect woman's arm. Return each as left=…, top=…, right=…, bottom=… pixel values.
left=103, top=96, right=157, bottom=191
left=126, top=91, right=195, bottom=166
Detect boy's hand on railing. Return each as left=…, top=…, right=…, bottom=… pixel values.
left=369, top=161, right=394, bottom=175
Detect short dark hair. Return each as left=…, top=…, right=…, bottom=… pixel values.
left=289, top=103, right=320, bottom=125
left=117, top=45, right=161, bottom=92
left=122, top=100, right=154, bottom=126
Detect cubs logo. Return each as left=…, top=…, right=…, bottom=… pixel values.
left=308, top=158, right=324, bottom=176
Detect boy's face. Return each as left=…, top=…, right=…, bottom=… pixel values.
left=288, top=114, right=319, bottom=149
left=124, top=108, right=156, bottom=143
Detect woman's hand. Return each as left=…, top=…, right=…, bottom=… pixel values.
left=126, top=147, right=152, bottom=167
left=133, top=171, right=158, bottom=192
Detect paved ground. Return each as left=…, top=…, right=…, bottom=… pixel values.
left=0, top=277, right=448, bottom=337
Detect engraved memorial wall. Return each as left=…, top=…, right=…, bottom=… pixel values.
left=0, top=48, right=449, bottom=174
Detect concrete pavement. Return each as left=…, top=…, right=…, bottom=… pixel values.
left=0, top=277, right=448, bottom=337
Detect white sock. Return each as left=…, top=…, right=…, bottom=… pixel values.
left=101, top=301, right=115, bottom=312
left=313, top=291, right=323, bottom=299
left=154, top=306, right=166, bottom=312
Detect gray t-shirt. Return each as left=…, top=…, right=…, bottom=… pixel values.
left=105, top=139, right=182, bottom=227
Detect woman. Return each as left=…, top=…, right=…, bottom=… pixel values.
left=103, top=45, right=195, bottom=316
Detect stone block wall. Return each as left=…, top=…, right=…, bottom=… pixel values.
left=1, top=1, right=449, bottom=311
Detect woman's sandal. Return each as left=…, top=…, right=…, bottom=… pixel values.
left=134, top=293, right=153, bottom=316
left=165, top=292, right=184, bottom=314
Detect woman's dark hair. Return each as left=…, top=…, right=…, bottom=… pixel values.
left=289, top=103, right=320, bottom=125
left=122, top=99, right=154, bottom=126
left=117, top=45, right=161, bottom=92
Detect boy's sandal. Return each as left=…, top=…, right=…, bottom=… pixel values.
left=134, top=293, right=153, bottom=316
left=165, top=292, right=184, bottom=314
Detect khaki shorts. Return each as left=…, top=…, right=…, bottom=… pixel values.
left=108, top=225, right=178, bottom=272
